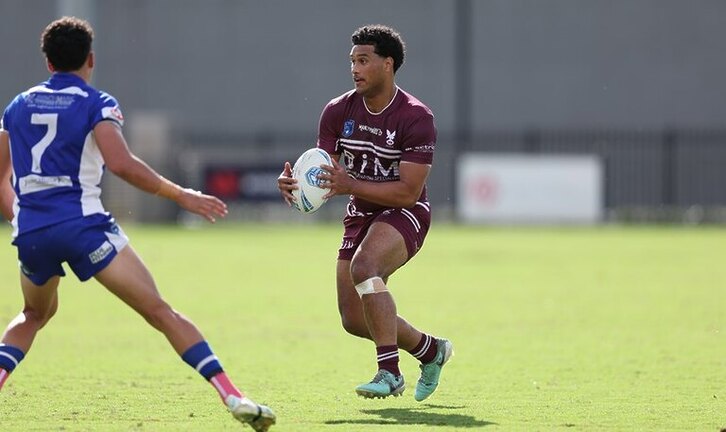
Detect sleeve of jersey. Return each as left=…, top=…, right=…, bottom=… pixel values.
left=91, top=92, right=125, bottom=128
left=316, top=101, right=340, bottom=155
left=401, top=113, right=436, bottom=165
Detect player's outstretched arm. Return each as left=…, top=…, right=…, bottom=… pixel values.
left=319, top=159, right=430, bottom=208
left=94, top=121, right=227, bottom=222
left=0, top=130, right=15, bottom=221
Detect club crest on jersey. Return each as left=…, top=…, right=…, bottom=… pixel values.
left=101, top=105, right=125, bottom=126
left=110, top=106, right=124, bottom=122
left=342, top=119, right=355, bottom=137
left=386, top=129, right=396, bottom=146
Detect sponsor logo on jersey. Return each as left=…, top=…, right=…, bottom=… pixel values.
left=343, top=119, right=355, bottom=137
left=89, top=241, right=113, bottom=264
left=409, top=143, right=435, bottom=153
left=358, top=124, right=383, bottom=136
left=342, top=148, right=400, bottom=179
left=386, top=129, right=396, bottom=146
left=25, top=93, right=76, bottom=109
left=18, top=174, right=73, bottom=195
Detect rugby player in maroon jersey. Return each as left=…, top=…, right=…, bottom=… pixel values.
left=278, top=25, right=453, bottom=401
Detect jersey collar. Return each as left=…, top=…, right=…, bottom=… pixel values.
left=363, top=86, right=400, bottom=116
left=49, top=72, right=86, bottom=86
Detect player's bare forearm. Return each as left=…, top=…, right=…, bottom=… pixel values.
left=93, top=121, right=226, bottom=222
left=320, top=159, right=429, bottom=208
left=348, top=178, right=423, bottom=208
left=110, top=156, right=226, bottom=222
left=111, top=154, right=227, bottom=221
left=113, top=154, right=170, bottom=195
left=94, top=121, right=181, bottom=198
left=94, top=121, right=168, bottom=195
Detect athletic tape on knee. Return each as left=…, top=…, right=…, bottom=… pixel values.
left=355, top=276, right=388, bottom=297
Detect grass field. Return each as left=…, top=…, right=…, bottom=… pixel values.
left=0, top=223, right=724, bottom=431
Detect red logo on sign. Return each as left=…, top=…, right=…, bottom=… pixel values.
left=206, top=170, right=240, bottom=198
left=469, top=176, right=498, bottom=204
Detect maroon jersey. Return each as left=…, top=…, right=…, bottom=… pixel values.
left=317, top=87, right=436, bottom=214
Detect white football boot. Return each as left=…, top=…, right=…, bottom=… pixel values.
left=225, top=395, right=276, bottom=431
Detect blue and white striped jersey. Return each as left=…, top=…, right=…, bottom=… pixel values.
left=1, top=72, right=124, bottom=237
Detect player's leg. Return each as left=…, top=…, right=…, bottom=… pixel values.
left=337, top=211, right=429, bottom=350
left=93, top=246, right=275, bottom=431
left=381, top=205, right=452, bottom=402
left=335, top=260, right=368, bottom=338
left=94, top=246, right=202, bottom=352
left=0, top=274, right=60, bottom=391
left=359, top=206, right=453, bottom=402
left=337, top=260, right=421, bottom=348
left=350, top=221, right=410, bottom=398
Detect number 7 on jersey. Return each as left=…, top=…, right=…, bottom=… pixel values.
left=30, top=113, right=58, bottom=174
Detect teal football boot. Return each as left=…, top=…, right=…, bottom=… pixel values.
left=355, top=369, right=405, bottom=399
left=414, top=338, right=454, bottom=401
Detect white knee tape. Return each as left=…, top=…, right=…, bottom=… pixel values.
left=354, top=277, right=387, bottom=298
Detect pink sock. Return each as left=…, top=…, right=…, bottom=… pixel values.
left=0, top=368, right=9, bottom=390
left=209, top=372, right=243, bottom=401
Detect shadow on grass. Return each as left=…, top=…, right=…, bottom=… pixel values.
left=325, top=403, right=496, bottom=428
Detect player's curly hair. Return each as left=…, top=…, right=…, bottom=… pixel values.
left=41, top=16, right=94, bottom=72
left=351, top=25, right=405, bottom=73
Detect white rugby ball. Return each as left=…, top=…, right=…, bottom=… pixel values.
left=291, top=148, right=333, bottom=214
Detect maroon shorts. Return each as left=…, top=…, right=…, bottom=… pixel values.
left=338, top=202, right=431, bottom=261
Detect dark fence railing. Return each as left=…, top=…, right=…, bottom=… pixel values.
left=180, top=128, right=726, bottom=222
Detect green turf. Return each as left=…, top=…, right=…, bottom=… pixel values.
left=0, top=223, right=723, bottom=431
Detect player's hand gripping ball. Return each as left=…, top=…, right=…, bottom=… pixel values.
left=291, top=148, right=333, bottom=214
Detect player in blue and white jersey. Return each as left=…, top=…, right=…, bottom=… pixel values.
left=0, top=17, right=274, bottom=431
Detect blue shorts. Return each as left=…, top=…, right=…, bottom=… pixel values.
left=11, top=213, right=129, bottom=285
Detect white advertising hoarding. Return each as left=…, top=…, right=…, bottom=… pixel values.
left=457, top=153, right=603, bottom=224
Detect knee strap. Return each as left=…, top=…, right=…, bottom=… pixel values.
left=355, top=276, right=388, bottom=298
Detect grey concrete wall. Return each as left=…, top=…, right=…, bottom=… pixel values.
left=2, top=0, right=726, bottom=220
left=92, top=0, right=455, bottom=136
left=2, top=0, right=725, bottom=136
left=471, top=1, right=726, bottom=130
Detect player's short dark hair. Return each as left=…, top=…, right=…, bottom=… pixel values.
left=351, top=25, right=405, bottom=73
left=41, top=16, right=94, bottom=72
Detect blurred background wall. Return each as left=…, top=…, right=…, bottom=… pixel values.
left=2, top=0, right=725, bottom=223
